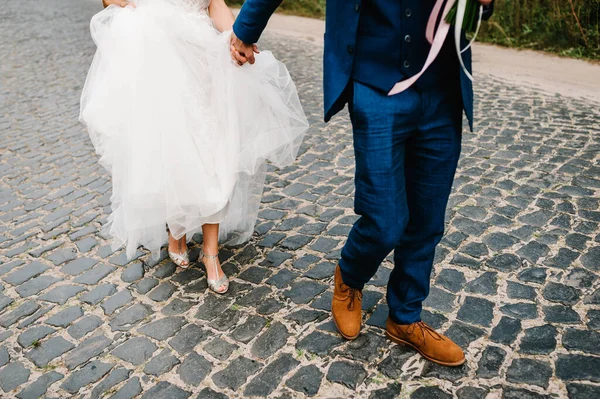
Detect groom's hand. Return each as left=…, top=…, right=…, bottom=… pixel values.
left=230, top=31, right=259, bottom=66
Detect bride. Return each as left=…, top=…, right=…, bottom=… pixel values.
left=80, top=0, right=308, bottom=293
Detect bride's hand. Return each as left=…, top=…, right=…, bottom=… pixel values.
left=102, top=0, right=136, bottom=8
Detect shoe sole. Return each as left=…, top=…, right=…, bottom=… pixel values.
left=386, top=331, right=466, bottom=367
left=332, top=315, right=360, bottom=340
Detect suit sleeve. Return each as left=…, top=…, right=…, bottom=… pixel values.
left=482, top=0, right=494, bottom=21
left=232, top=0, right=284, bottom=44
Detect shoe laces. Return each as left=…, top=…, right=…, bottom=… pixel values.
left=407, top=321, right=444, bottom=346
left=340, top=284, right=362, bottom=311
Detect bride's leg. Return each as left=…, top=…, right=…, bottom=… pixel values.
left=168, top=232, right=189, bottom=267
left=202, top=223, right=228, bottom=293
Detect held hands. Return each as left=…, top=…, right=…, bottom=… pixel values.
left=102, top=0, right=135, bottom=8
left=230, top=31, right=259, bottom=66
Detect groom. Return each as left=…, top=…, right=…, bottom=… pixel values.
left=232, top=0, right=493, bottom=366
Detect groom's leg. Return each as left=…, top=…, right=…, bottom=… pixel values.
left=339, top=81, right=421, bottom=289
left=387, top=83, right=463, bottom=325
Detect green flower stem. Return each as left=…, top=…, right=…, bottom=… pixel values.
left=445, top=0, right=480, bottom=33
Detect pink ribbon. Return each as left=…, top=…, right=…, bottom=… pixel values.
left=388, top=0, right=456, bottom=96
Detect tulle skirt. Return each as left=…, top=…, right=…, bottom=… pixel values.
left=80, top=0, right=308, bottom=258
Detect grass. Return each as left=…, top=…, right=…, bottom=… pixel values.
left=228, top=0, right=600, bottom=60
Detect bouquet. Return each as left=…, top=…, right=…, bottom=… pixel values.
left=445, top=0, right=483, bottom=33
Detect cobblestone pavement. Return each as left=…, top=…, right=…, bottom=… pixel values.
left=2, top=0, right=600, bottom=398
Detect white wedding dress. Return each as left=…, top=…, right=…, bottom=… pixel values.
left=80, top=0, right=308, bottom=258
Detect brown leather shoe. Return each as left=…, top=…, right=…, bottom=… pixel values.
left=331, top=265, right=363, bottom=340
left=386, top=318, right=465, bottom=366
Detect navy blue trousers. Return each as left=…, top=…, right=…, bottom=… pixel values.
left=339, top=80, right=462, bottom=325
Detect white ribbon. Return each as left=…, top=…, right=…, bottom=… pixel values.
left=388, top=0, right=483, bottom=96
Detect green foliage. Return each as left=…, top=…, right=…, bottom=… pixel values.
left=478, top=0, right=600, bottom=59
left=227, top=0, right=600, bottom=60
left=228, top=0, right=325, bottom=18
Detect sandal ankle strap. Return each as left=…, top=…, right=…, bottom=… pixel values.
left=201, top=249, right=219, bottom=259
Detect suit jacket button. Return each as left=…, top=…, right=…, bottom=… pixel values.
left=354, top=4, right=360, bottom=12
left=404, top=35, right=411, bottom=43
left=405, top=8, right=412, bottom=17
left=347, top=45, right=354, bottom=54
left=403, top=60, right=410, bottom=68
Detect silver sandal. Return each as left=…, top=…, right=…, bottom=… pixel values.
left=168, top=233, right=189, bottom=268
left=202, top=249, right=229, bottom=294
left=169, top=250, right=190, bottom=268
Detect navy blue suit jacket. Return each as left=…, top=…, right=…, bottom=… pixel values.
left=233, top=0, right=493, bottom=130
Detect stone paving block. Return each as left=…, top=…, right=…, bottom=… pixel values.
left=25, top=336, right=75, bottom=367
left=111, top=337, right=157, bottom=365
left=39, top=284, right=86, bottom=305
left=15, top=371, right=63, bottom=399
left=61, top=361, right=114, bottom=394
left=566, top=383, right=600, bottom=399
left=68, top=314, right=103, bottom=339
left=231, top=315, right=268, bottom=343
left=45, top=248, right=78, bottom=266
left=378, top=346, right=416, bottom=379
left=411, top=386, right=452, bottom=398
left=101, top=290, right=133, bottom=315
left=369, top=383, right=403, bottom=399
left=110, top=376, right=142, bottom=399
left=16, top=274, right=63, bottom=297
left=285, top=365, right=323, bottom=397
left=144, top=349, right=180, bottom=376
left=196, top=388, right=228, bottom=399
left=46, top=305, right=83, bottom=327
left=562, top=329, right=600, bottom=355
left=0, top=300, right=39, bottom=327
left=81, top=283, right=117, bottom=305
left=134, top=277, right=159, bottom=294
left=170, top=323, right=211, bottom=355
left=212, top=356, right=262, bottom=391
left=296, top=331, right=344, bottom=356
left=147, top=281, right=177, bottom=302
left=506, top=358, right=553, bottom=388
left=178, top=352, right=212, bottom=386
left=195, top=295, right=232, bottom=321
left=141, top=381, right=190, bottom=399
left=74, top=263, right=115, bottom=285
left=60, top=257, right=98, bottom=275
left=2, top=261, right=49, bottom=285
left=0, top=294, right=14, bottom=312
left=0, top=346, right=8, bottom=367
left=544, top=305, right=582, bottom=324
left=110, top=303, right=152, bottom=331
left=203, top=337, right=238, bottom=361
left=65, top=334, right=111, bottom=370
left=519, top=325, right=557, bottom=354
left=476, top=346, right=506, bottom=378
left=17, top=305, right=54, bottom=329
left=89, top=367, right=131, bottom=399
left=500, top=302, right=539, bottom=320
left=138, top=316, right=187, bottom=340
left=252, top=322, right=291, bottom=359
left=422, top=361, right=469, bottom=383
left=457, top=296, right=495, bottom=327
left=0, top=361, right=30, bottom=393
left=244, top=353, right=300, bottom=397
left=75, top=236, right=98, bottom=253
left=326, top=360, right=367, bottom=390
left=284, top=280, right=328, bottom=304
